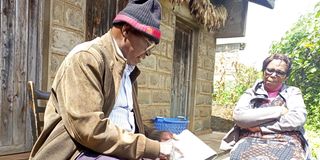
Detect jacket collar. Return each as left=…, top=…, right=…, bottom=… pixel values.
left=252, top=80, right=289, bottom=99
left=100, top=31, right=140, bottom=82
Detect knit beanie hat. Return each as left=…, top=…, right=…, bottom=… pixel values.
left=113, top=0, right=161, bottom=44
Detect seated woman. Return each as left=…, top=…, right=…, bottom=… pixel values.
left=221, top=54, right=309, bottom=160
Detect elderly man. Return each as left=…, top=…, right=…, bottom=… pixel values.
left=30, top=0, right=173, bottom=159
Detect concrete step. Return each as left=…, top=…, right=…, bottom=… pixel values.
left=198, top=131, right=230, bottom=160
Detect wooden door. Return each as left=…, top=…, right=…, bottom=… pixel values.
left=171, top=20, right=193, bottom=118
left=0, top=0, right=46, bottom=155
left=86, top=0, right=128, bottom=40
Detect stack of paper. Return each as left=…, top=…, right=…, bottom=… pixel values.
left=171, top=130, right=217, bottom=160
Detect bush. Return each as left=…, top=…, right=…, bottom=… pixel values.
left=305, top=129, right=320, bottom=159
left=213, top=62, right=260, bottom=108
left=270, top=3, right=320, bottom=158
left=270, top=2, right=320, bottom=131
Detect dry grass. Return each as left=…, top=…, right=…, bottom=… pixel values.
left=169, top=0, right=228, bottom=31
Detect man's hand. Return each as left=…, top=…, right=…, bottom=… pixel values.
left=159, top=140, right=173, bottom=160
left=159, top=131, right=173, bottom=142
left=158, top=131, right=184, bottom=159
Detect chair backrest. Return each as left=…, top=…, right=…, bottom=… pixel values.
left=27, top=81, right=50, bottom=141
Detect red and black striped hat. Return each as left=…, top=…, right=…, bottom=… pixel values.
left=113, top=0, right=161, bottom=44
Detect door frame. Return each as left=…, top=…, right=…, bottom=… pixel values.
left=171, top=17, right=198, bottom=131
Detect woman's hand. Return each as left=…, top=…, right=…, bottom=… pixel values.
left=247, top=126, right=261, bottom=132
left=280, top=106, right=288, bottom=116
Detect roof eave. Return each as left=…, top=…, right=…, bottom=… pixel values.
left=249, top=0, right=275, bottom=9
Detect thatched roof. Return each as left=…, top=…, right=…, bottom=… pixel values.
left=169, top=0, right=228, bottom=32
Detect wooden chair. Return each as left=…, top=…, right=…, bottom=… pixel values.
left=27, top=81, right=50, bottom=141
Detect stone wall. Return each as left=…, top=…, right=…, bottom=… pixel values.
left=137, top=2, right=175, bottom=125
left=193, top=32, right=216, bottom=134
left=47, top=0, right=86, bottom=88
left=137, top=1, right=216, bottom=134
left=214, top=43, right=244, bottom=86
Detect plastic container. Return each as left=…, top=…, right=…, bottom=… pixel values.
left=154, top=116, right=189, bottom=134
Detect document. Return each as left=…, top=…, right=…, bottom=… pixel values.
left=171, top=130, right=217, bottom=160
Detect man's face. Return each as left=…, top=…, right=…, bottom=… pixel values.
left=123, top=29, right=155, bottom=65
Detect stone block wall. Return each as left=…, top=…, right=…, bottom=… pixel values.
left=47, top=0, right=86, bottom=88
left=214, top=43, right=244, bottom=88
left=137, top=2, right=175, bottom=126
left=193, top=33, right=216, bottom=134
left=140, top=1, right=216, bottom=134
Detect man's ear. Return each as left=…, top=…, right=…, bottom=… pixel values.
left=122, top=24, right=132, bottom=37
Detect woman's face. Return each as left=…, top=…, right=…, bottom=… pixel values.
left=263, top=59, right=288, bottom=91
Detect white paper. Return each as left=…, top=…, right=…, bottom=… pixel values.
left=171, top=130, right=217, bottom=160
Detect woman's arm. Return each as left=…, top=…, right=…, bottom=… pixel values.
left=260, top=87, right=307, bottom=133
left=233, top=90, right=285, bottom=128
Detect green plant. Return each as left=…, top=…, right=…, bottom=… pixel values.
left=270, top=3, right=320, bottom=159
left=213, top=62, right=260, bottom=108
left=270, top=2, right=320, bottom=131
left=305, top=129, right=320, bottom=159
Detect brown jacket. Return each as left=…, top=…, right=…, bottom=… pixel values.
left=30, top=31, right=160, bottom=160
